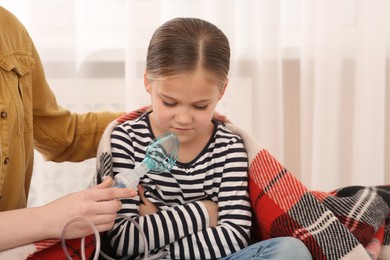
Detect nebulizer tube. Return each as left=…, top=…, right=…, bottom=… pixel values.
left=62, top=132, right=179, bottom=260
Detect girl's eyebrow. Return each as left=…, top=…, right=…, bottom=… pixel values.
left=160, top=93, right=176, bottom=100
left=194, top=98, right=213, bottom=103
left=160, top=93, right=212, bottom=103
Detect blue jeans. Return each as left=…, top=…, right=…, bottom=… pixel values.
left=219, top=237, right=312, bottom=260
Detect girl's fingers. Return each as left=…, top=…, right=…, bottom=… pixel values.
left=137, top=185, right=145, bottom=196
left=138, top=185, right=148, bottom=204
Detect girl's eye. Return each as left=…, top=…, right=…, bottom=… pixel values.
left=163, top=101, right=176, bottom=107
left=194, top=105, right=208, bottom=110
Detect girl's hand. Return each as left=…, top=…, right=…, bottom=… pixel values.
left=138, top=185, right=159, bottom=216
left=200, top=200, right=218, bottom=228
left=212, top=111, right=231, bottom=124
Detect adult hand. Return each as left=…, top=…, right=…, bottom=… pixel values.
left=138, top=185, right=159, bottom=216
left=212, top=111, right=231, bottom=124
left=200, top=200, right=219, bottom=228
left=44, top=177, right=137, bottom=240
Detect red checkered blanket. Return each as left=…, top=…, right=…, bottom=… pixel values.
left=226, top=123, right=390, bottom=260
left=0, top=236, right=95, bottom=259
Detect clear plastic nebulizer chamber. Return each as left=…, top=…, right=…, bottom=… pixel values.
left=112, top=132, right=180, bottom=189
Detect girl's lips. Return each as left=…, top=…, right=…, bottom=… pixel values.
left=174, top=127, right=191, bottom=131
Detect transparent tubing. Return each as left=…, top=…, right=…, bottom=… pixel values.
left=61, top=217, right=101, bottom=260
left=61, top=215, right=156, bottom=260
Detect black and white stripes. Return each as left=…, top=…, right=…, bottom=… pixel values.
left=107, top=114, right=251, bottom=259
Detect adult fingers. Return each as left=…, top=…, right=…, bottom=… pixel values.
left=93, top=199, right=123, bottom=214
left=93, top=176, right=113, bottom=189
left=88, top=187, right=137, bottom=202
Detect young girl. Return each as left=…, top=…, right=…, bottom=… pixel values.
left=107, top=17, right=312, bottom=259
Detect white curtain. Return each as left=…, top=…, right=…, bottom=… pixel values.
left=124, top=0, right=390, bottom=191
left=2, top=0, right=389, bottom=206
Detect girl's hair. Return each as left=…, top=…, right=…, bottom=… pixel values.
left=146, top=17, right=230, bottom=84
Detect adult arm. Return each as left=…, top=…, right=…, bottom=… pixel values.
left=0, top=177, right=136, bottom=251
left=29, top=40, right=123, bottom=162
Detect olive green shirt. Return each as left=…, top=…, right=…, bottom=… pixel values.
left=0, top=6, right=122, bottom=211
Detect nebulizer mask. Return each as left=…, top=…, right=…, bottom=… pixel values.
left=112, top=132, right=180, bottom=189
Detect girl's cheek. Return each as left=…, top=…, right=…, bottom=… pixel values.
left=157, top=110, right=173, bottom=122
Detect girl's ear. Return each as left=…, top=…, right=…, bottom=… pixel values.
left=218, top=78, right=229, bottom=100
left=144, top=71, right=152, bottom=94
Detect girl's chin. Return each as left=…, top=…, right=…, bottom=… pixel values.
left=175, top=133, right=194, bottom=143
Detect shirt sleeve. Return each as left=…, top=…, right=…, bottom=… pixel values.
left=108, top=198, right=211, bottom=257
left=30, top=41, right=123, bottom=162
left=167, top=139, right=252, bottom=259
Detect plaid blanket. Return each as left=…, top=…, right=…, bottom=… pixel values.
left=226, top=123, right=390, bottom=260
left=0, top=236, right=95, bottom=259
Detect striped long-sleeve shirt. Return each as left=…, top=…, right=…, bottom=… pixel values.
left=108, top=113, right=252, bottom=259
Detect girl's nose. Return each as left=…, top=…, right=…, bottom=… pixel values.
left=175, top=109, right=192, bottom=125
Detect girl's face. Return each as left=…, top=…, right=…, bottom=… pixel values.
left=144, top=68, right=227, bottom=145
